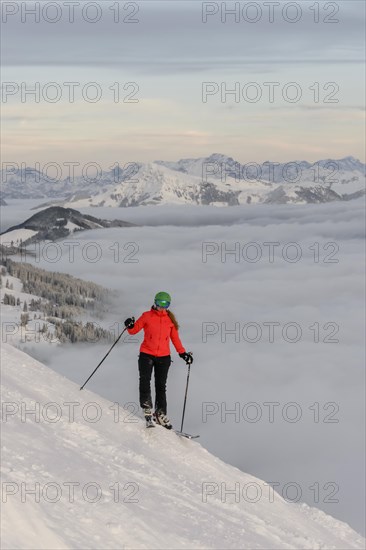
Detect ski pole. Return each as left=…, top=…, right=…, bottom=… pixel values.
left=180, top=361, right=192, bottom=433
left=80, top=327, right=127, bottom=390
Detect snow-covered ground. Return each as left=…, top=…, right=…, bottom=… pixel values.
left=0, top=273, right=57, bottom=350
left=1, top=273, right=43, bottom=339
left=0, top=228, right=38, bottom=247
left=1, top=343, right=365, bottom=550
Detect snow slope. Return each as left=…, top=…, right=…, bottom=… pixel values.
left=0, top=272, right=58, bottom=351
left=1, top=344, right=364, bottom=550
left=0, top=228, right=38, bottom=247
left=66, top=162, right=242, bottom=208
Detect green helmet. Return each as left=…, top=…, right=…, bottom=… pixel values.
left=154, top=291, right=171, bottom=309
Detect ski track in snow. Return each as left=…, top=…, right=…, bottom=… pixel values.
left=1, top=344, right=365, bottom=550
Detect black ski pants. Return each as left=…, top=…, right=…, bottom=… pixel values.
left=138, top=352, right=171, bottom=414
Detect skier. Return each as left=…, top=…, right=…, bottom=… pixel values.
left=124, top=291, right=193, bottom=429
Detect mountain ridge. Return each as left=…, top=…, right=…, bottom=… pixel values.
left=1, top=155, right=365, bottom=206
left=0, top=206, right=136, bottom=247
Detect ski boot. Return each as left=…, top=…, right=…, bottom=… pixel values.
left=143, top=406, right=155, bottom=428
left=154, top=410, right=172, bottom=430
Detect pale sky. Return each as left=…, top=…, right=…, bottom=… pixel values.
left=1, top=0, right=365, bottom=171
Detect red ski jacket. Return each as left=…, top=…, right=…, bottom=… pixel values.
left=127, top=307, right=185, bottom=357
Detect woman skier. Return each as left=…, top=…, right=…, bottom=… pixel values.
left=124, top=291, right=193, bottom=429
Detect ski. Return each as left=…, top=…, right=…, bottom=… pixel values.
left=174, top=430, right=200, bottom=439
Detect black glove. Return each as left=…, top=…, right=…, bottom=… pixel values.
left=179, top=352, right=193, bottom=364
left=124, top=317, right=135, bottom=329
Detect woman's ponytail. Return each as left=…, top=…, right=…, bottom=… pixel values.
left=167, top=310, right=179, bottom=330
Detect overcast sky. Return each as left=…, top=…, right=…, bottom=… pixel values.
left=1, top=0, right=365, bottom=169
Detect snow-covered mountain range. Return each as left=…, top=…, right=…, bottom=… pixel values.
left=0, top=164, right=139, bottom=201
left=0, top=206, right=136, bottom=248
left=1, top=155, right=364, bottom=206
left=1, top=343, right=365, bottom=550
